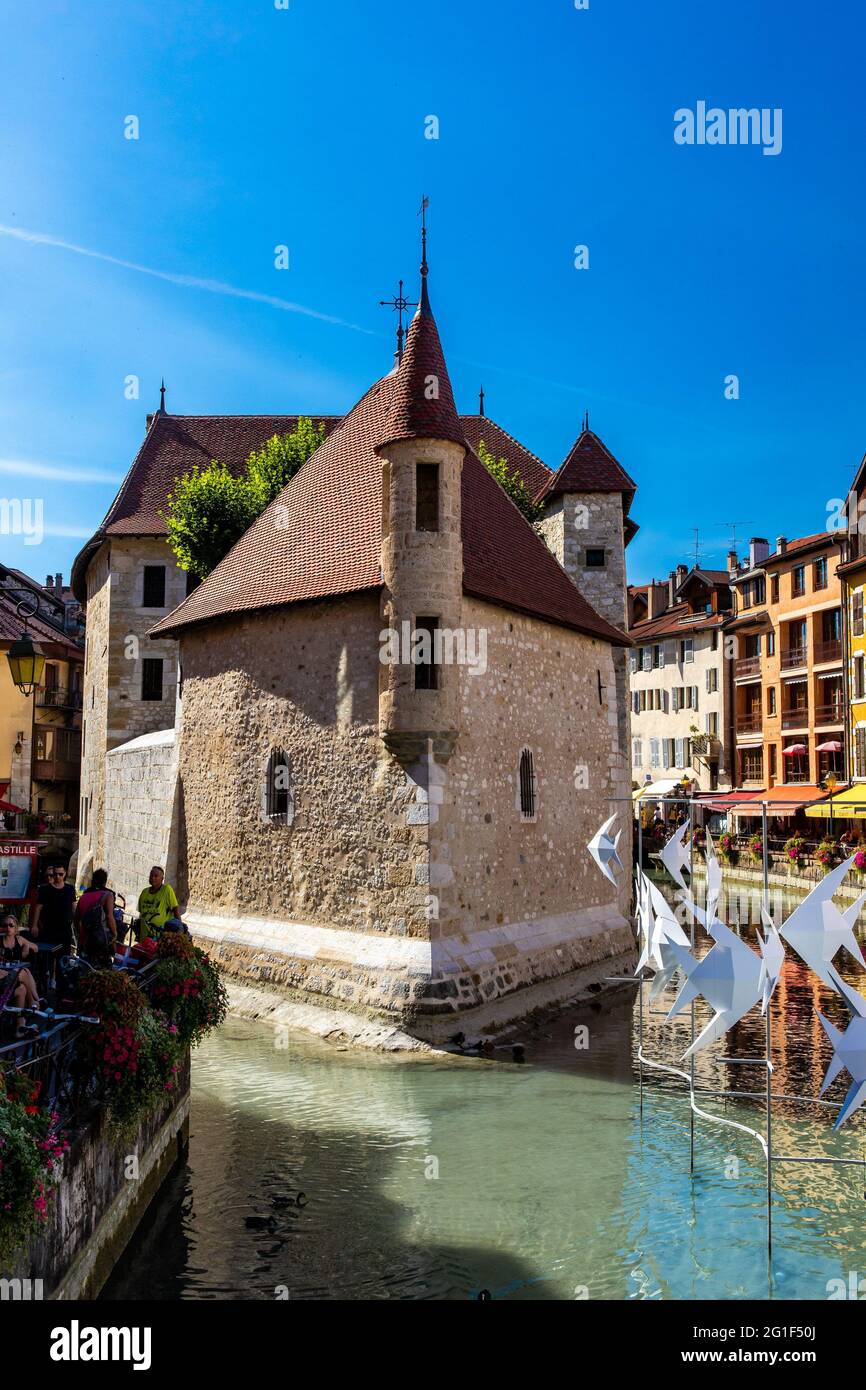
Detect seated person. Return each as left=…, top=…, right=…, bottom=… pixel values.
left=137, top=866, right=183, bottom=937
left=74, top=869, right=117, bottom=968
left=0, top=912, right=40, bottom=1036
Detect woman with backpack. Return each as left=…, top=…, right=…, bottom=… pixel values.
left=74, top=868, right=117, bottom=968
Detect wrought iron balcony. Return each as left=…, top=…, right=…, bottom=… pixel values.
left=782, top=708, right=809, bottom=730
left=814, top=639, right=842, bottom=665
left=781, top=646, right=808, bottom=670
left=735, top=656, right=761, bottom=679
left=814, top=703, right=844, bottom=726
left=35, top=685, right=83, bottom=711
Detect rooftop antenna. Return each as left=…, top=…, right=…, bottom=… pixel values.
left=378, top=279, right=417, bottom=364
left=721, top=520, right=745, bottom=559
left=692, top=527, right=702, bottom=568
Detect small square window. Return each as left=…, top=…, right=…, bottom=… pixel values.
left=586, top=548, right=606, bottom=568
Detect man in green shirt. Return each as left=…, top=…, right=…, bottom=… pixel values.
left=137, top=866, right=182, bottom=938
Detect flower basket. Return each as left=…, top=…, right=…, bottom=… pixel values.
left=815, top=839, right=839, bottom=873
left=747, top=833, right=764, bottom=863
left=784, top=835, right=806, bottom=867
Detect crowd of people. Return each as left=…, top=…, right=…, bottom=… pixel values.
left=0, top=864, right=185, bottom=1038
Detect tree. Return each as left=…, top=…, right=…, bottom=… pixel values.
left=164, top=418, right=326, bottom=580
left=246, top=419, right=326, bottom=513
left=164, top=461, right=257, bottom=581
left=477, top=440, right=544, bottom=524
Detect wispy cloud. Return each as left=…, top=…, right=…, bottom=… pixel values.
left=0, top=457, right=121, bottom=485
left=41, top=523, right=93, bottom=539
left=0, top=224, right=376, bottom=335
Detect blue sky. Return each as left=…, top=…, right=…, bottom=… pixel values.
left=0, top=0, right=863, bottom=586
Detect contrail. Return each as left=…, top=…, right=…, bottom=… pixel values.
left=0, top=457, right=121, bottom=485
left=0, top=224, right=376, bottom=335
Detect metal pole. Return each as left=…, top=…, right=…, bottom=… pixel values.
left=689, top=792, right=695, bottom=1176
left=762, top=799, right=773, bottom=1272
left=638, top=802, right=644, bottom=1115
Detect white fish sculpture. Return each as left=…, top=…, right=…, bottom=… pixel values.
left=588, top=813, right=623, bottom=887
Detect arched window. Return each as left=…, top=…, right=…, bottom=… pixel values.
left=518, top=747, right=536, bottom=822
left=263, top=747, right=294, bottom=826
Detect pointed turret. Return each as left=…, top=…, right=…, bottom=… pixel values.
left=375, top=246, right=465, bottom=765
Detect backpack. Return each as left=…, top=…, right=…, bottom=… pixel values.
left=83, top=892, right=114, bottom=961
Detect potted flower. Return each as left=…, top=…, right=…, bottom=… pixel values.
left=855, top=849, right=866, bottom=872
left=815, top=839, right=839, bottom=873
left=748, top=832, right=764, bottom=863
left=717, top=831, right=736, bottom=863
left=784, top=834, right=805, bottom=866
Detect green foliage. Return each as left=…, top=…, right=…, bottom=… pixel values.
left=164, top=418, right=325, bottom=580
left=165, top=460, right=258, bottom=580
left=246, top=420, right=326, bottom=513
left=477, top=440, right=545, bottom=524
left=0, top=1071, right=68, bottom=1263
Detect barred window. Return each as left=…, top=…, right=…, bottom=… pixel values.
left=518, top=747, right=536, bottom=821
left=263, top=747, right=294, bottom=826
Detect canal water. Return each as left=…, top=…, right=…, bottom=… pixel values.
left=102, top=880, right=866, bottom=1301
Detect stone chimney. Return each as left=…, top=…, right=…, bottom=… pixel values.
left=749, top=537, right=769, bottom=568
left=776, top=536, right=787, bottom=555
left=726, top=549, right=738, bottom=575
left=45, top=575, right=53, bottom=591
left=667, top=569, right=677, bottom=607
left=55, top=573, right=63, bottom=593
left=676, top=563, right=688, bottom=586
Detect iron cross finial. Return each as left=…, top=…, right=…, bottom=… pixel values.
left=379, top=278, right=418, bottom=363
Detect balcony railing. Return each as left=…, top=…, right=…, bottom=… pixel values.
left=735, top=656, right=761, bottom=679
left=782, top=708, right=809, bottom=730
left=814, top=639, right=843, bottom=665
left=32, top=758, right=80, bottom=783
left=35, top=685, right=83, bottom=711
left=736, top=713, right=762, bottom=734
left=815, top=703, right=844, bottom=726
left=781, top=646, right=808, bottom=670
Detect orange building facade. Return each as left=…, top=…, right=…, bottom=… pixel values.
left=727, top=533, right=845, bottom=800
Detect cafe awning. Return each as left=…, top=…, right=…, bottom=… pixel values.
left=731, top=786, right=830, bottom=817
left=694, top=791, right=765, bottom=812
left=633, top=777, right=683, bottom=802
left=805, top=784, right=866, bottom=820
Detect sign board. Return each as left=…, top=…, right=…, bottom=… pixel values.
left=0, top=839, right=48, bottom=906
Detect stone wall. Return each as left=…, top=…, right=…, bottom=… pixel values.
left=11, top=1068, right=189, bottom=1299
left=79, top=536, right=187, bottom=878
left=103, top=728, right=180, bottom=910
left=176, top=591, right=634, bottom=1039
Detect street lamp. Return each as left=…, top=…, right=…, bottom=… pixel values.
left=5, top=598, right=45, bottom=697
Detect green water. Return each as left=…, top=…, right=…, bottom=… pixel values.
left=101, top=883, right=866, bottom=1301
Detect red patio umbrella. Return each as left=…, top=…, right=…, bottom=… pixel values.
left=0, top=798, right=25, bottom=814
left=815, top=740, right=842, bottom=753
left=782, top=744, right=807, bottom=755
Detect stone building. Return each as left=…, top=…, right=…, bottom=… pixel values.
left=73, top=261, right=639, bottom=1040
left=628, top=565, right=734, bottom=793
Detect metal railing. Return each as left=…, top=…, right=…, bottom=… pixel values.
left=736, top=713, right=762, bottom=733
left=35, top=685, right=83, bottom=711
left=814, top=703, right=844, bottom=726
left=734, top=656, right=761, bottom=679
left=780, top=646, right=807, bottom=670
left=814, top=639, right=842, bottom=664
left=781, top=708, right=809, bottom=730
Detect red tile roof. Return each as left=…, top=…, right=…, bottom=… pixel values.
left=150, top=367, right=629, bottom=647
left=629, top=601, right=728, bottom=641
left=459, top=416, right=551, bottom=499
left=537, top=427, right=636, bottom=504
left=0, top=593, right=83, bottom=658
left=762, top=532, right=843, bottom=566
left=376, top=282, right=464, bottom=451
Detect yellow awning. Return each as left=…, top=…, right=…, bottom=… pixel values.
left=805, top=785, right=866, bottom=819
